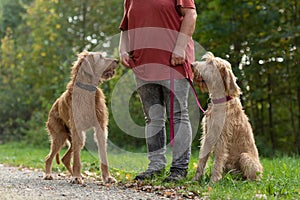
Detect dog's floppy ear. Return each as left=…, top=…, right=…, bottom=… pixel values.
left=223, top=67, right=241, bottom=97
left=202, top=52, right=215, bottom=64
left=81, top=56, right=94, bottom=77
left=92, top=53, right=104, bottom=65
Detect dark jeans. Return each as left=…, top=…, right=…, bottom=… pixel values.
left=136, top=77, right=192, bottom=171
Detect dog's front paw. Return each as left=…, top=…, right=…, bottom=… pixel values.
left=103, top=176, right=117, bottom=183
left=70, top=177, right=84, bottom=184
left=44, top=174, right=54, bottom=180
left=192, top=174, right=200, bottom=181
left=192, top=170, right=204, bottom=181
left=210, top=175, right=222, bottom=183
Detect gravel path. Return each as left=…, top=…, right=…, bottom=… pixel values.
left=0, top=164, right=164, bottom=200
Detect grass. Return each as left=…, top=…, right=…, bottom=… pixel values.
left=0, top=142, right=299, bottom=199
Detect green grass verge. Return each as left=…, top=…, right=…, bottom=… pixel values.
left=0, top=142, right=299, bottom=199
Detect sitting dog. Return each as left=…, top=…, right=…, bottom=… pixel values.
left=191, top=52, right=263, bottom=183
left=44, top=51, right=118, bottom=184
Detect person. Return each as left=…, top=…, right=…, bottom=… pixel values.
left=119, top=0, right=197, bottom=182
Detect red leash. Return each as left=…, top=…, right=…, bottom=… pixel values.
left=184, top=63, right=206, bottom=113
left=169, top=63, right=205, bottom=147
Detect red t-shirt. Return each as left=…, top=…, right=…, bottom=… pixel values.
left=120, top=0, right=196, bottom=81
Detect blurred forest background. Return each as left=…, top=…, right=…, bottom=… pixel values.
left=0, top=0, right=299, bottom=157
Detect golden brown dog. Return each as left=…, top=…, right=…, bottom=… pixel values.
left=192, top=52, right=263, bottom=183
left=44, top=51, right=118, bottom=184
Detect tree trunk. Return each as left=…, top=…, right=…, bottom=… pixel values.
left=296, top=88, right=300, bottom=154
left=294, top=1, right=300, bottom=155
left=267, top=74, right=275, bottom=154
left=260, top=99, right=265, bottom=136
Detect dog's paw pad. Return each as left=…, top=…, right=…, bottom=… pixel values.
left=211, top=176, right=222, bottom=183
left=192, top=176, right=199, bottom=181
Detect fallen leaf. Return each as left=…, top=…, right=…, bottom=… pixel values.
left=43, top=186, right=54, bottom=190
left=207, top=186, right=212, bottom=192
left=125, top=173, right=131, bottom=180
left=164, top=191, right=174, bottom=197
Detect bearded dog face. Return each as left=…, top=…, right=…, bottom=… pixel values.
left=192, top=52, right=241, bottom=97
left=76, top=52, right=118, bottom=85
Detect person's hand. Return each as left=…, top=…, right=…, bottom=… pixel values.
left=120, top=52, right=130, bottom=68
left=171, top=47, right=185, bottom=66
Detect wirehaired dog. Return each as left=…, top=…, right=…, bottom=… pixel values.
left=191, top=52, right=263, bottom=183
left=44, top=51, right=118, bottom=184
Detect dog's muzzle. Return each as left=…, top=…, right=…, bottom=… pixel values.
left=112, top=59, right=119, bottom=69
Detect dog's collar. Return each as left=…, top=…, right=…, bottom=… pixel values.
left=212, top=96, right=233, bottom=104
left=75, top=82, right=97, bottom=92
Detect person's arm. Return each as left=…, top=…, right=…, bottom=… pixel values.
left=171, top=7, right=197, bottom=66
left=119, top=31, right=130, bottom=68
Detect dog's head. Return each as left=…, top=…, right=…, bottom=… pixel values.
left=191, top=60, right=208, bottom=93
left=191, top=52, right=241, bottom=97
left=75, top=51, right=118, bottom=85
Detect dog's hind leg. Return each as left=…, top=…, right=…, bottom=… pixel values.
left=45, top=144, right=60, bottom=180
left=94, top=126, right=116, bottom=183
left=45, top=104, right=69, bottom=180
left=61, top=137, right=73, bottom=175
left=44, top=132, right=67, bottom=180
left=239, top=153, right=263, bottom=180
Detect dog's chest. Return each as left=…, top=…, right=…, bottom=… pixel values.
left=72, top=89, right=98, bottom=129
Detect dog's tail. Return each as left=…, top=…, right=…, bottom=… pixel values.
left=56, top=153, right=60, bottom=165
left=239, top=153, right=263, bottom=180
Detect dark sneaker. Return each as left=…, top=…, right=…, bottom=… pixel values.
left=163, top=168, right=187, bottom=183
left=134, top=169, right=164, bottom=181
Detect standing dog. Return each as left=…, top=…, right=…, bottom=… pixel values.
left=192, top=52, right=263, bottom=183
left=44, top=51, right=118, bottom=184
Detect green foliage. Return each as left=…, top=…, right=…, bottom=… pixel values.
left=194, top=0, right=300, bottom=155
left=0, top=0, right=299, bottom=155
left=0, top=0, right=123, bottom=143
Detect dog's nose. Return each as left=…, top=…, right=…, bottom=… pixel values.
left=112, top=59, right=119, bottom=69
left=191, top=62, right=196, bottom=69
